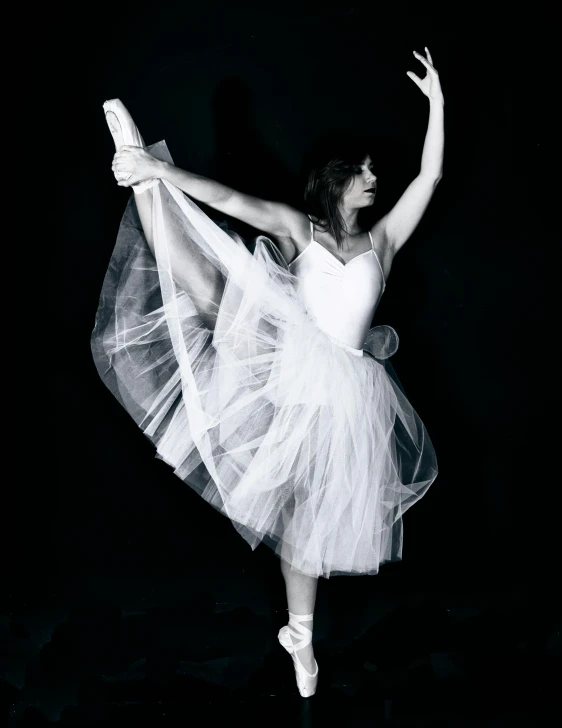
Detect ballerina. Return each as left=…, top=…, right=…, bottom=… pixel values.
left=92, top=48, right=444, bottom=697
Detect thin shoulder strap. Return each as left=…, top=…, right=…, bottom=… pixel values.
left=309, top=217, right=314, bottom=242
left=369, top=230, right=386, bottom=287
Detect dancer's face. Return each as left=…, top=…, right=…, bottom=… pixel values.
left=340, top=156, right=377, bottom=210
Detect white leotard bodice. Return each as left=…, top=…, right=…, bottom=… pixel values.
left=288, top=218, right=386, bottom=353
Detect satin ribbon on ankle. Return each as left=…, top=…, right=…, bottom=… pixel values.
left=287, top=612, right=314, bottom=652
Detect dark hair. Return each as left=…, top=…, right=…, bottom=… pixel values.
left=302, top=134, right=373, bottom=248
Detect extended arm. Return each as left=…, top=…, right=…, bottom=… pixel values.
left=112, top=147, right=303, bottom=246
left=372, top=48, right=444, bottom=254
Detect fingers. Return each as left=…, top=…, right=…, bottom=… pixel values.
left=113, top=150, right=131, bottom=161
left=413, top=49, right=436, bottom=73
left=113, top=154, right=132, bottom=172
left=425, top=46, right=434, bottom=65
left=111, top=145, right=144, bottom=186
left=413, top=50, right=430, bottom=69
left=113, top=145, right=140, bottom=160
left=406, top=71, right=423, bottom=89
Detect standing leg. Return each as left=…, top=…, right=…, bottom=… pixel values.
left=280, top=558, right=318, bottom=674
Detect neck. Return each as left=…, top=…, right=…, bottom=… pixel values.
left=338, top=205, right=361, bottom=237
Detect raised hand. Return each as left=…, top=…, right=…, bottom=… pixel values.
left=112, top=145, right=162, bottom=187
left=407, top=47, right=443, bottom=102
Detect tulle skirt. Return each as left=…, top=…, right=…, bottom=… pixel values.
left=91, top=141, right=437, bottom=578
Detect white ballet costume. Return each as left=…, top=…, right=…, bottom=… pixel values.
left=91, top=101, right=438, bottom=580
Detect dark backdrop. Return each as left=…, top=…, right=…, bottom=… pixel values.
left=54, top=0, right=558, bottom=586
left=6, top=0, right=559, bottom=722
left=45, top=0, right=558, bottom=597
left=34, top=0, right=559, bottom=605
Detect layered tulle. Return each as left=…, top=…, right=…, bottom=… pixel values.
left=91, top=141, right=437, bottom=578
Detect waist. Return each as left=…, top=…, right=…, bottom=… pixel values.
left=323, top=330, right=364, bottom=357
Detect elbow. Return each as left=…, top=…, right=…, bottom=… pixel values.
left=419, top=169, right=442, bottom=186
left=428, top=170, right=443, bottom=187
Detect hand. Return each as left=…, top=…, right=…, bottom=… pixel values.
left=111, top=145, right=161, bottom=186
left=407, top=47, right=443, bottom=102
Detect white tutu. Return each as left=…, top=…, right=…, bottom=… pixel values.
left=91, top=141, right=437, bottom=578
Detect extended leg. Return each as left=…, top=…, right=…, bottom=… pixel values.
left=104, top=101, right=224, bottom=329
left=104, top=104, right=157, bottom=253
left=133, top=186, right=156, bottom=255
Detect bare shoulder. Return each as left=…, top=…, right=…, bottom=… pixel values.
left=370, top=214, right=395, bottom=282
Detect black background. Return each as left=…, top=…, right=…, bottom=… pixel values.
left=5, top=1, right=559, bottom=724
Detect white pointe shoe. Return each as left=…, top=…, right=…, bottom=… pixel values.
left=278, top=611, right=319, bottom=698
left=102, top=98, right=159, bottom=194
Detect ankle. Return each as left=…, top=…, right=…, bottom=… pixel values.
left=287, top=612, right=314, bottom=649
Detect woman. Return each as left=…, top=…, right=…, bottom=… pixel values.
left=92, top=48, right=444, bottom=697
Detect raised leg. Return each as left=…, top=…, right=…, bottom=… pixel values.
left=104, top=103, right=157, bottom=252
left=103, top=100, right=224, bottom=330
left=133, top=186, right=156, bottom=255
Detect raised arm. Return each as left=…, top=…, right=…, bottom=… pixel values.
left=372, top=48, right=444, bottom=255
left=112, top=146, right=303, bottom=260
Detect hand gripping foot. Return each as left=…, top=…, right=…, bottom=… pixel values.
left=103, top=98, right=159, bottom=194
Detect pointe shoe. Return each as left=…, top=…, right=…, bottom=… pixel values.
left=103, top=98, right=159, bottom=194
left=278, top=611, right=319, bottom=698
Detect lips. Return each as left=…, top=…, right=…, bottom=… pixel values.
left=365, top=188, right=377, bottom=194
